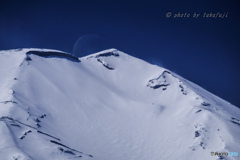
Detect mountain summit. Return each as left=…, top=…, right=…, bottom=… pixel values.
left=0, top=48, right=239, bottom=160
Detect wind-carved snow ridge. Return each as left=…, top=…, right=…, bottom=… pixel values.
left=85, top=48, right=120, bottom=70
left=95, top=49, right=120, bottom=58
left=86, top=48, right=119, bottom=59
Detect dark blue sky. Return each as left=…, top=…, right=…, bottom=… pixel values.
left=0, top=0, right=239, bottom=107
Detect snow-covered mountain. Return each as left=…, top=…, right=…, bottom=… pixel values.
left=0, top=48, right=239, bottom=160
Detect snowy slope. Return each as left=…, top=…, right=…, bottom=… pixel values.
left=0, top=48, right=239, bottom=160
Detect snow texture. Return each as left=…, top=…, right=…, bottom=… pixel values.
left=0, top=48, right=239, bottom=160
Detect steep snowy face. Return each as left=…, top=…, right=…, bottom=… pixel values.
left=0, top=48, right=240, bottom=160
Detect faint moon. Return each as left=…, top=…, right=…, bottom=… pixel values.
left=72, top=34, right=106, bottom=57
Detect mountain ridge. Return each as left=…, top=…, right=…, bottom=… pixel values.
left=0, top=48, right=239, bottom=160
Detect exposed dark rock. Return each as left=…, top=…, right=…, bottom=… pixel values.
left=199, top=142, right=205, bottom=149
left=51, top=140, right=93, bottom=157
left=58, top=147, right=75, bottom=155
left=0, top=116, right=14, bottom=121
left=1, top=116, right=61, bottom=141
left=20, top=130, right=32, bottom=140
left=195, top=110, right=202, bottom=113
left=0, top=101, right=17, bottom=104
left=50, top=140, right=82, bottom=154
left=147, top=71, right=171, bottom=89
left=230, top=120, right=240, bottom=126
left=64, top=150, right=75, bottom=155
left=37, top=123, right=41, bottom=128
left=201, top=102, right=210, bottom=107
left=40, top=114, right=47, bottom=119
left=26, top=50, right=80, bottom=62
left=179, top=84, right=187, bottom=95
left=26, top=56, right=32, bottom=61
left=231, top=117, right=240, bottom=121
left=151, top=84, right=169, bottom=89
left=10, top=124, right=20, bottom=127
left=195, top=131, right=200, bottom=137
